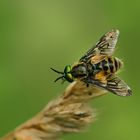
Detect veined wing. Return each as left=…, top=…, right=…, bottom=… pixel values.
left=80, top=29, right=119, bottom=63
left=94, top=75, right=132, bottom=96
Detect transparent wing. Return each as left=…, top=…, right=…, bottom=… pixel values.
left=94, top=75, right=132, bottom=96
left=80, top=29, right=119, bottom=63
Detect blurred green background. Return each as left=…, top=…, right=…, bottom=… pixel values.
left=0, top=0, right=139, bottom=140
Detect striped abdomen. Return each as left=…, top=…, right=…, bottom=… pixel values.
left=93, top=57, right=123, bottom=73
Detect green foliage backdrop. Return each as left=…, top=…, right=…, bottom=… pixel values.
left=0, top=0, right=139, bottom=140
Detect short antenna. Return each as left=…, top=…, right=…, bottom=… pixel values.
left=50, top=68, right=64, bottom=74
left=54, top=76, right=64, bottom=82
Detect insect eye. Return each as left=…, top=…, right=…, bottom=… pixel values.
left=65, top=73, right=74, bottom=82
left=64, top=65, right=71, bottom=73
left=64, top=65, right=73, bottom=82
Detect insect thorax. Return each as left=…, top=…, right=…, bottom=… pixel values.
left=71, top=63, right=88, bottom=78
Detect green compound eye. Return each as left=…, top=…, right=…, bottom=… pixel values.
left=64, top=65, right=74, bottom=82
left=64, top=65, right=71, bottom=73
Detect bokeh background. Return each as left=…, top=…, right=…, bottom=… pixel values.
left=0, top=0, right=139, bottom=140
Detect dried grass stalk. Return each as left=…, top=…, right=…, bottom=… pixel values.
left=1, top=80, right=107, bottom=140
